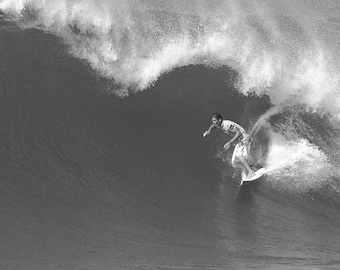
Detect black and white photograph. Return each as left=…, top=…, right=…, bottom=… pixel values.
left=1, top=1, right=340, bottom=269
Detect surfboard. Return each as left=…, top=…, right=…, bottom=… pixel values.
left=240, top=168, right=266, bottom=186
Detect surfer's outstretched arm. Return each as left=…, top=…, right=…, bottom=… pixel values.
left=203, top=124, right=216, bottom=137
left=203, top=113, right=223, bottom=137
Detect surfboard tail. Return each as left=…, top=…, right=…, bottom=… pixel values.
left=241, top=168, right=266, bottom=185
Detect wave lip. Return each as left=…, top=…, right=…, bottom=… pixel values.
left=1, top=0, right=340, bottom=117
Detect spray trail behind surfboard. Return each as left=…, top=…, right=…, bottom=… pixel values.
left=247, top=105, right=340, bottom=195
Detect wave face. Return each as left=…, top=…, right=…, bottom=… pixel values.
left=1, top=2, right=340, bottom=269
left=2, top=0, right=340, bottom=107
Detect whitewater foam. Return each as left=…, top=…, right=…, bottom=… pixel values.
left=2, top=0, right=340, bottom=117
left=263, top=129, right=335, bottom=193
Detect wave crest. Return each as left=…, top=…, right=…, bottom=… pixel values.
left=1, top=0, right=340, bottom=117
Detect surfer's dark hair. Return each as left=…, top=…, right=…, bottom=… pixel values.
left=212, top=113, right=222, bottom=120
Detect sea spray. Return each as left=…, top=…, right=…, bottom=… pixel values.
left=1, top=0, right=340, bottom=117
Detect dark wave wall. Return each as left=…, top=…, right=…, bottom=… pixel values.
left=1, top=19, right=340, bottom=270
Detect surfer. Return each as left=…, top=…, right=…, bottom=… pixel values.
left=203, top=113, right=256, bottom=180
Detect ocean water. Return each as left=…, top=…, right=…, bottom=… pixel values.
left=1, top=1, right=340, bottom=269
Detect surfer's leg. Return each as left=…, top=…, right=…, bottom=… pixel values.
left=237, top=156, right=255, bottom=177
left=231, top=158, right=247, bottom=181
left=231, top=150, right=245, bottom=179
left=232, top=142, right=255, bottom=178
left=241, top=169, right=246, bottom=181
left=232, top=153, right=254, bottom=179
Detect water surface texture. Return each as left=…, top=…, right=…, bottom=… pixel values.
left=1, top=1, right=340, bottom=269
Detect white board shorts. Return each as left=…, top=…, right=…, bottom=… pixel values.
left=231, top=136, right=251, bottom=165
